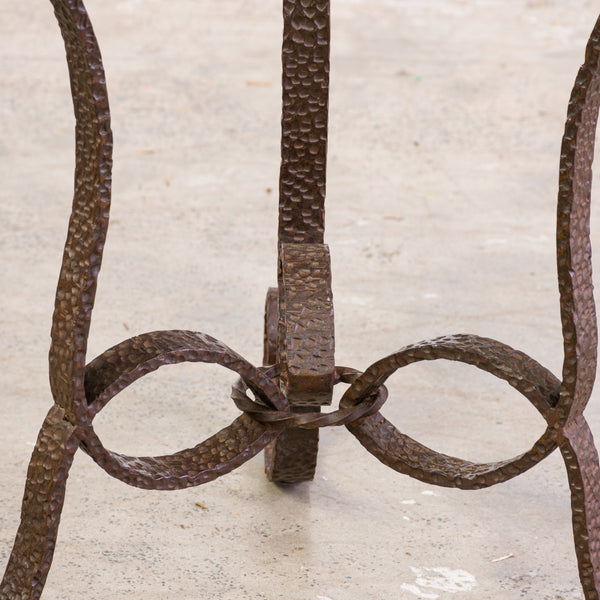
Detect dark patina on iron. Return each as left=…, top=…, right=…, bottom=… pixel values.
left=2, top=1, right=600, bottom=598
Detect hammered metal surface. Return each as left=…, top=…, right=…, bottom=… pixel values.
left=81, top=330, right=285, bottom=489
left=48, top=0, right=113, bottom=425
left=84, top=330, right=287, bottom=416
left=264, top=423, right=320, bottom=483
left=556, top=16, right=600, bottom=422
left=278, top=243, right=334, bottom=407
left=554, top=15, right=600, bottom=598
left=2, top=1, right=113, bottom=597
left=341, top=334, right=561, bottom=489
left=265, top=244, right=335, bottom=482
left=3, top=1, right=600, bottom=599
left=0, top=406, right=81, bottom=599
left=263, top=283, right=321, bottom=482
left=261, top=289, right=315, bottom=483
left=265, top=0, right=333, bottom=482
left=561, top=416, right=600, bottom=598
left=278, top=0, right=330, bottom=244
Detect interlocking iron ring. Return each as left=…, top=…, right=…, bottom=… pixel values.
left=2, top=1, right=600, bottom=599
left=80, top=330, right=287, bottom=490
left=232, top=366, right=388, bottom=429
left=341, top=334, right=561, bottom=489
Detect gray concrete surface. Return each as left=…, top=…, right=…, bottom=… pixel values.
left=1, top=1, right=600, bottom=598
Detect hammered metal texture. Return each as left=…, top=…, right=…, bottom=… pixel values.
left=265, top=243, right=335, bottom=482
left=561, top=417, right=600, bottom=598
left=48, top=0, right=113, bottom=425
left=263, top=283, right=321, bottom=483
left=554, top=15, right=600, bottom=598
left=265, top=0, right=333, bottom=482
left=81, top=330, right=285, bottom=489
left=278, top=0, right=330, bottom=244
left=264, top=421, right=320, bottom=483
left=84, top=330, right=287, bottom=415
left=341, top=334, right=561, bottom=489
left=556, top=16, right=600, bottom=423
left=4, top=2, right=600, bottom=599
left=1, top=1, right=113, bottom=597
left=278, top=243, right=334, bottom=407
left=0, top=406, right=81, bottom=599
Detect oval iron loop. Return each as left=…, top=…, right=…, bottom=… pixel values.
left=80, top=330, right=286, bottom=490
left=341, top=334, right=561, bottom=489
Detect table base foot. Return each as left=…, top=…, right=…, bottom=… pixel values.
left=0, top=406, right=80, bottom=600
left=264, top=420, right=319, bottom=483
left=560, top=416, right=600, bottom=600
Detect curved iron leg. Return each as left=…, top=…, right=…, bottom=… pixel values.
left=560, top=416, right=600, bottom=599
left=0, top=406, right=80, bottom=600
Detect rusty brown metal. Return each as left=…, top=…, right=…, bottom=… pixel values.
left=264, top=243, right=335, bottom=482
left=264, top=0, right=333, bottom=482
left=2, top=0, right=600, bottom=598
left=278, top=0, right=330, bottom=245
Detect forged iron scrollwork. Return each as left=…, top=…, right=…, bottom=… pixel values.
left=2, top=0, right=600, bottom=598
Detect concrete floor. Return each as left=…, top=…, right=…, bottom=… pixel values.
left=1, top=1, right=600, bottom=598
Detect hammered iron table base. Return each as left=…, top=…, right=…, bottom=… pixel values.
left=2, top=1, right=600, bottom=598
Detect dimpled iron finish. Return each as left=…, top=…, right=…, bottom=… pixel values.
left=554, top=17, right=600, bottom=595
left=278, top=243, right=334, bottom=407
left=2, top=1, right=600, bottom=599
left=264, top=243, right=334, bottom=482
left=47, top=0, right=112, bottom=425
left=278, top=0, right=330, bottom=245
left=0, top=406, right=81, bottom=599
left=341, top=334, right=561, bottom=489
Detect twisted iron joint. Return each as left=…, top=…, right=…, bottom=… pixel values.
left=232, top=366, right=389, bottom=429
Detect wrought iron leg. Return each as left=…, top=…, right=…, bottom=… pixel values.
left=560, top=417, right=600, bottom=599
left=264, top=0, right=334, bottom=484
left=4, top=0, right=600, bottom=598
left=0, top=407, right=80, bottom=600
